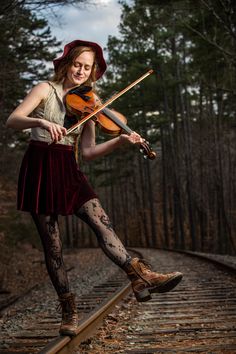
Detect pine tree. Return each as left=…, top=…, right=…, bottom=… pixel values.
left=97, top=0, right=236, bottom=253
left=0, top=4, right=61, bottom=180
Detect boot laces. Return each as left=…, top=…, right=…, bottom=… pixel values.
left=56, top=303, right=61, bottom=313
left=138, top=258, right=152, bottom=273
left=57, top=294, right=77, bottom=314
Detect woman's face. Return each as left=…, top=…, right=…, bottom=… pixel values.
left=66, top=51, right=95, bottom=87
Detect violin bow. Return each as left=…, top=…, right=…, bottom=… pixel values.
left=66, top=69, right=154, bottom=135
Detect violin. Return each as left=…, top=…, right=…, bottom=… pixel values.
left=65, top=86, right=156, bottom=160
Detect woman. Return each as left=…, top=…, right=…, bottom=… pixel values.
left=6, top=39, right=183, bottom=337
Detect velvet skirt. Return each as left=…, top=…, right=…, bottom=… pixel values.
left=17, top=140, right=97, bottom=215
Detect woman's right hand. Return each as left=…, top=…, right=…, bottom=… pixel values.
left=40, top=120, right=67, bottom=142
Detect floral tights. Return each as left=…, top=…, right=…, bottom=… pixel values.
left=31, top=198, right=131, bottom=296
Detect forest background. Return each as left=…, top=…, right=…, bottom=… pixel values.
left=0, top=0, right=235, bottom=257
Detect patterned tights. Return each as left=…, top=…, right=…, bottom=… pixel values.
left=31, top=198, right=131, bottom=296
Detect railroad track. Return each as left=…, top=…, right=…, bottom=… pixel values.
left=0, top=268, right=131, bottom=353
left=82, top=248, right=236, bottom=353
left=0, top=249, right=143, bottom=353
left=0, top=248, right=235, bottom=353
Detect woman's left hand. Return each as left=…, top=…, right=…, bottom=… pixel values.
left=119, top=131, right=143, bottom=145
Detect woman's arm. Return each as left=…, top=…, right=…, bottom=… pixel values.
left=80, top=120, right=143, bottom=161
left=6, top=82, right=67, bottom=142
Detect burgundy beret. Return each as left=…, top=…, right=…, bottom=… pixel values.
left=53, top=39, right=107, bottom=81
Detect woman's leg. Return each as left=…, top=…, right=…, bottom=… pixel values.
left=31, top=213, right=69, bottom=296
left=75, top=199, right=183, bottom=303
left=75, top=198, right=132, bottom=268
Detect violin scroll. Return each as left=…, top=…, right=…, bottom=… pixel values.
left=140, top=140, right=156, bottom=160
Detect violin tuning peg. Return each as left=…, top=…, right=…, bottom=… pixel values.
left=143, top=155, right=148, bottom=159
left=139, top=148, right=144, bottom=153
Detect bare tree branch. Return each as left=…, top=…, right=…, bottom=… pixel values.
left=0, top=0, right=95, bottom=15
left=200, top=0, right=236, bottom=41
left=182, top=20, right=234, bottom=59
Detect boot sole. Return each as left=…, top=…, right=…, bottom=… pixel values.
left=59, top=329, right=77, bottom=337
left=135, top=274, right=183, bottom=302
left=150, top=273, right=183, bottom=294
left=135, top=288, right=152, bottom=302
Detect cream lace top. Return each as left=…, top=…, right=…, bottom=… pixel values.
left=31, top=81, right=83, bottom=146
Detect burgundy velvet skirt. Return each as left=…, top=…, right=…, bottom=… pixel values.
left=17, top=140, right=97, bottom=215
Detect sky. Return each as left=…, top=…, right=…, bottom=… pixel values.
left=46, top=0, right=123, bottom=59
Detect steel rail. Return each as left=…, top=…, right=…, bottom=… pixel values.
left=163, top=248, right=236, bottom=273
left=2, top=248, right=235, bottom=353
left=39, top=282, right=131, bottom=354
left=41, top=248, right=236, bottom=354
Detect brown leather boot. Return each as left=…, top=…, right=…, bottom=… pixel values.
left=58, top=292, right=79, bottom=336
left=124, top=258, right=183, bottom=302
